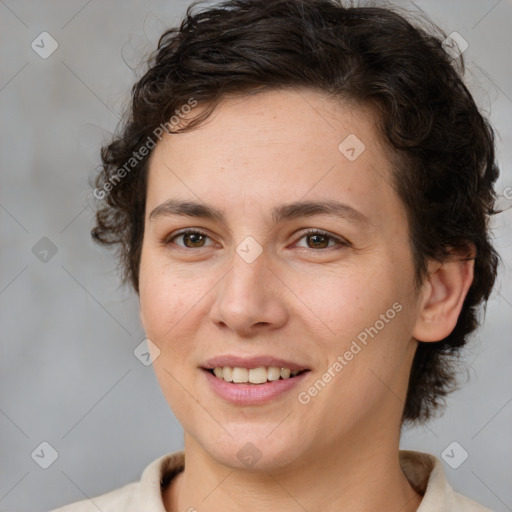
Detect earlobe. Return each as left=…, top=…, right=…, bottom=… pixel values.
left=412, top=246, right=475, bottom=343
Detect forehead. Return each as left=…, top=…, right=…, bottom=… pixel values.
left=145, top=88, right=405, bottom=230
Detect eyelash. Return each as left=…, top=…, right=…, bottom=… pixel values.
left=163, top=228, right=351, bottom=251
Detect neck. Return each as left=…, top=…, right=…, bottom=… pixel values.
left=163, top=425, right=422, bottom=512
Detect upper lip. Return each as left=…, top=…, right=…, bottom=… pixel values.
left=202, top=356, right=309, bottom=371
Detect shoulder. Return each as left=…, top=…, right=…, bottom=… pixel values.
left=447, top=491, right=494, bottom=512
left=399, top=450, right=492, bottom=512
left=50, top=451, right=185, bottom=512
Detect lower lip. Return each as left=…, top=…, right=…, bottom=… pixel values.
left=202, top=369, right=310, bottom=405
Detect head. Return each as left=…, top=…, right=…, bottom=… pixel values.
left=92, top=0, right=500, bottom=468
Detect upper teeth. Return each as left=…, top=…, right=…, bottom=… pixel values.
left=213, top=366, right=301, bottom=384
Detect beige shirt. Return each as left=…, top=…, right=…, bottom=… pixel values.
left=51, top=450, right=492, bottom=511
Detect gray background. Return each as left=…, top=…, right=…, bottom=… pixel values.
left=0, top=1, right=510, bottom=511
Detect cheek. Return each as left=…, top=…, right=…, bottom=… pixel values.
left=139, top=267, right=198, bottom=411
left=297, top=263, right=394, bottom=339
left=304, top=259, right=414, bottom=386
left=138, top=256, right=216, bottom=363
left=140, top=277, right=180, bottom=337
left=138, top=253, right=188, bottom=346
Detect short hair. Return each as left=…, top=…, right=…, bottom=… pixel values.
left=91, top=0, right=501, bottom=424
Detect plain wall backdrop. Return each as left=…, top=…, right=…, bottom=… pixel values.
left=0, top=1, right=511, bottom=510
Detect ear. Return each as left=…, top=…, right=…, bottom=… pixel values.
left=412, top=245, right=475, bottom=343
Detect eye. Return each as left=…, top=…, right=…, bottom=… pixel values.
left=162, top=228, right=350, bottom=251
left=164, top=229, right=215, bottom=249
left=293, top=229, right=350, bottom=250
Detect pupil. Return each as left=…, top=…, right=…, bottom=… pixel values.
left=185, top=233, right=204, bottom=247
left=309, top=234, right=327, bottom=248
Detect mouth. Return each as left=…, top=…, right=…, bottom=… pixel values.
left=204, top=366, right=310, bottom=384
left=201, top=359, right=311, bottom=404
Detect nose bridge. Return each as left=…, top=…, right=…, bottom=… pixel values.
left=210, top=243, right=288, bottom=333
left=223, top=245, right=269, bottom=310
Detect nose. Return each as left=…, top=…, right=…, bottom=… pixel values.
left=209, top=248, right=289, bottom=337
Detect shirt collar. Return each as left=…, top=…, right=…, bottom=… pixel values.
left=127, top=449, right=488, bottom=511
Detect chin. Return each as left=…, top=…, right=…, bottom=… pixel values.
left=195, top=425, right=305, bottom=472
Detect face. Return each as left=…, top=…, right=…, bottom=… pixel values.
left=139, top=88, right=425, bottom=471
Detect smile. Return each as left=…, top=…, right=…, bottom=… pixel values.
left=208, top=366, right=307, bottom=384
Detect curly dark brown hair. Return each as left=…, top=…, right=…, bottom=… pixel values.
left=91, top=0, right=501, bottom=424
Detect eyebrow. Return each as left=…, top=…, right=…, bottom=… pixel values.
left=148, top=199, right=372, bottom=227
